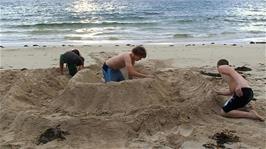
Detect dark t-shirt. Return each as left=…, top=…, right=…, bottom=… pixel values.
left=62, top=51, right=83, bottom=65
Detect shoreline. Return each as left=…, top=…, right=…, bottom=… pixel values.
left=1, top=36, right=266, bottom=48
left=1, top=43, right=265, bottom=70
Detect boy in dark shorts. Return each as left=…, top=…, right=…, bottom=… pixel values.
left=60, top=49, right=84, bottom=76
left=215, top=59, right=264, bottom=121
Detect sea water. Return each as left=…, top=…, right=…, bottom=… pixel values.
left=0, top=0, right=265, bottom=46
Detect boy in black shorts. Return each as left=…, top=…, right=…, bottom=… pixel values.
left=215, top=59, right=264, bottom=121
left=60, top=49, right=84, bottom=76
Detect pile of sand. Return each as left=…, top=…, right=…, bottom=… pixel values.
left=0, top=52, right=265, bottom=149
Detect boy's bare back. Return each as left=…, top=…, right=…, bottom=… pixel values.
left=218, top=65, right=250, bottom=97
left=106, top=52, right=132, bottom=70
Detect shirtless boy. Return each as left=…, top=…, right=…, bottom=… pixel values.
left=102, top=46, right=152, bottom=82
left=215, top=59, right=264, bottom=121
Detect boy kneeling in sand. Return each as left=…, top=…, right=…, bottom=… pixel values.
left=102, top=46, right=152, bottom=82
left=60, top=49, right=84, bottom=77
left=215, top=59, right=264, bottom=121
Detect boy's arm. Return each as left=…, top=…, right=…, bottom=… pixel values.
left=215, top=89, right=233, bottom=96
left=217, top=65, right=231, bottom=75
left=126, top=64, right=148, bottom=78
left=78, top=64, right=84, bottom=71
left=218, top=65, right=244, bottom=96
left=60, top=63, right=64, bottom=75
left=124, top=55, right=150, bottom=78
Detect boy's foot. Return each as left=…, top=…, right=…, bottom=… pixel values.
left=250, top=110, right=264, bottom=121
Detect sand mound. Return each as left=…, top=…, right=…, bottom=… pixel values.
left=53, top=68, right=218, bottom=116
left=0, top=68, right=68, bottom=110
left=0, top=56, right=265, bottom=148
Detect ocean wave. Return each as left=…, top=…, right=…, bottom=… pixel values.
left=0, top=18, right=21, bottom=21
left=221, top=31, right=236, bottom=35
left=173, top=33, right=219, bottom=38
left=248, top=30, right=266, bottom=34
left=92, top=31, right=123, bottom=36
left=175, top=19, right=194, bottom=23
left=0, top=29, right=71, bottom=35
left=224, top=18, right=266, bottom=23
left=0, top=31, right=18, bottom=34
left=14, top=21, right=156, bottom=29
left=28, top=29, right=71, bottom=35
left=108, top=37, right=119, bottom=40
left=173, top=33, right=193, bottom=38
left=248, top=18, right=266, bottom=22
left=64, top=34, right=120, bottom=41
left=143, top=11, right=162, bottom=15
left=64, top=36, right=83, bottom=40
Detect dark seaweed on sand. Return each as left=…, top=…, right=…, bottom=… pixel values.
left=37, top=124, right=70, bottom=145
left=203, top=129, right=240, bottom=149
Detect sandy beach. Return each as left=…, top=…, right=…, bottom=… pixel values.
left=0, top=43, right=265, bottom=148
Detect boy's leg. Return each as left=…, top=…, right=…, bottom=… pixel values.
left=60, top=54, right=64, bottom=65
left=103, top=68, right=124, bottom=82
left=110, top=69, right=125, bottom=82
left=102, top=69, right=111, bottom=82
left=236, top=103, right=254, bottom=111
left=67, top=63, right=77, bottom=76
left=222, top=96, right=264, bottom=121
left=59, top=54, right=65, bottom=74
left=221, top=109, right=264, bottom=121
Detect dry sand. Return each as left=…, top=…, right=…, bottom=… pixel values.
left=0, top=44, right=265, bottom=148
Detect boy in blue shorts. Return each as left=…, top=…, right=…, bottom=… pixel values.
left=102, top=46, right=152, bottom=82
